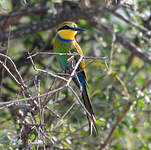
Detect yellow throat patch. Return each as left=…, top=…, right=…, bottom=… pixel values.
left=58, top=30, right=77, bottom=40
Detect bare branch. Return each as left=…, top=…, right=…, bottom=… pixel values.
left=0, top=53, right=27, bottom=89
left=0, top=86, right=66, bottom=106
left=100, top=101, right=132, bottom=150
left=66, top=55, right=83, bottom=87
left=0, top=6, right=49, bottom=29
left=105, top=8, right=151, bottom=38
left=28, top=52, right=68, bottom=82
left=0, top=8, right=83, bottom=41
left=52, top=102, right=76, bottom=130
left=40, top=128, right=55, bottom=145
left=27, top=52, right=108, bottom=60
left=68, top=85, right=91, bottom=117
left=88, top=18, right=151, bottom=64
left=0, top=60, right=24, bottom=90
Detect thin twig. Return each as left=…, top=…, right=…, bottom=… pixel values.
left=40, top=128, right=55, bottom=145
left=88, top=18, right=151, bottom=64
left=127, top=65, right=145, bottom=85
left=141, top=80, right=151, bottom=92
left=99, top=70, right=150, bottom=149
left=28, top=52, right=68, bottom=82
left=66, top=55, right=83, bottom=87
left=109, top=27, right=116, bottom=71
left=0, top=118, right=11, bottom=125
left=68, top=86, right=91, bottom=117
left=0, top=53, right=27, bottom=89
left=0, top=86, right=66, bottom=106
left=106, top=9, right=151, bottom=38
left=27, top=52, right=108, bottom=60
left=52, top=102, right=76, bottom=130
left=0, top=60, right=24, bottom=90
left=100, top=101, right=132, bottom=150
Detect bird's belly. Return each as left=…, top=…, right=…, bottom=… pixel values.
left=57, top=55, right=68, bottom=69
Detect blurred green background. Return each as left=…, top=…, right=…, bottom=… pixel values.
left=0, top=0, right=151, bottom=149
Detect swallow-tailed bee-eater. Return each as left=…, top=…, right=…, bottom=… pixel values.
left=53, top=21, right=98, bottom=135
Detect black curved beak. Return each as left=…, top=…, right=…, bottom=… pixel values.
left=74, top=27, right=85, bottom=31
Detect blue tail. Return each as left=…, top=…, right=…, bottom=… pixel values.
left=73, top=71, right=98, bottom=136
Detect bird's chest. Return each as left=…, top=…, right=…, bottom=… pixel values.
left=55, top=41, right=73, bottom=69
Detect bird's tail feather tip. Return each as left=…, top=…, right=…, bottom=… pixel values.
left=88, top=116, right=98, bottom=136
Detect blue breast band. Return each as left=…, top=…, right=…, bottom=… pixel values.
left=57, top=33, right=74, bottom=42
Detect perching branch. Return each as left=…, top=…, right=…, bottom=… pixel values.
left=27, top=52, right=108, bottom=60
left=0, top=5, right=150, bottom=67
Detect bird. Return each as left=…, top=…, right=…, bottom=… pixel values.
left=53, top=21, right=98, bottom=136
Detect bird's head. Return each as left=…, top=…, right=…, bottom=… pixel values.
left=57, top=21, right=85, bottom=41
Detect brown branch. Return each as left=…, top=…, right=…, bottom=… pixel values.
left=0, top=53, right=27, bottom=89
left=100, top=102, right=132, bottom=149
left=0, top=5, right=149, bottom=67
left=0, top=60, right=24, bottom=90
left=105, top=8, right=151, bottom=38
left=0, top=118, right=11, bottom=125
left=52, top=102, right=76, bottom=130
left=28, top=52, right=68, bottom=82
left=41, top=81, right=65, bottom=109
left=88, top=18, right=151, bottom=64
left=0, top=5, right=150, bottom=67
left=40, top=128, right=55, bottom=145
left=0, top=6, right=49, bottom=30
left=141, top=80, right=151, bottom=92
left=0, top=5, right=114, bottom=41
left=116, top=34, right=151, bottom=64
left=27, top=52, right=108, bottom=60
left=0, top=6, right=49, bottom=19
left=0, top=53, right=34, bottom=108
left=99, top=72, right=150, bottom=149
left=0, top=7, right=83, bottom=41
left=0, top=86, right=66, bottom=106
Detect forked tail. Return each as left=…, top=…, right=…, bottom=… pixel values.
left=82, top=87, right=98, bottom=136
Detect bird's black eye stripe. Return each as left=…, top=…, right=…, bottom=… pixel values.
left=57, top=25, right=74, bottom=31
left=63, top=25, right=68, bottom=29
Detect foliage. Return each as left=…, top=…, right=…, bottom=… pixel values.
left=0, top=0, right=151, bottom=149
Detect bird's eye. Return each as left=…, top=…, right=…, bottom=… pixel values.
left=63, top=25, right=68, bottom=29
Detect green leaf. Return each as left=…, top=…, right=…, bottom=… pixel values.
left=137, top=99, right=144, bottom=108
left=130, top=126, right=138, bottom=133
